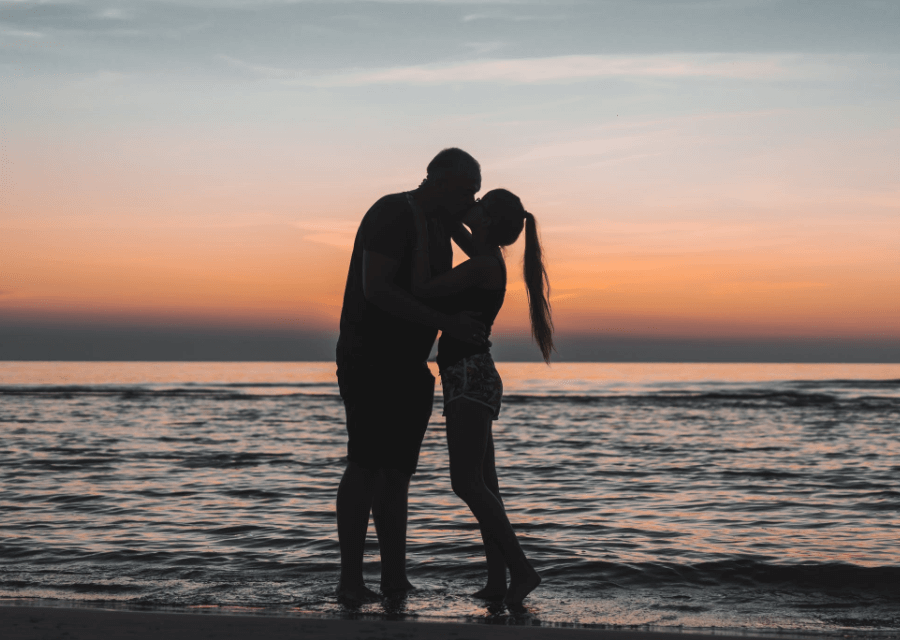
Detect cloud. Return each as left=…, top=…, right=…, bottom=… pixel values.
left=301, top=232, right=355, bottom=249
left=294, top=219, right=358, bottom=249
left=462, top=10, right=566, bottom=22
left=463, top=41, right=506, bottom=56
left=96, top=7, right=132, bottom=20
left=218, top=54, right=293, bottom=79
left=221, top=53, right=867, bottom=87
left=0, top=23, right=44, bottom=38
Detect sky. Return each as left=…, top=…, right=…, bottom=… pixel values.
left=2, top=0, right=899, bottom=361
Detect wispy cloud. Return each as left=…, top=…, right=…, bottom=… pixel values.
left=462, top=11, right=565, bottom=22
left=463, top=41, right=506, bottom=56
left=222, top=53, right=865, bottom=87
left=294, top=219, right=358, bottom=250
left=0, top=23, right=44, bottom=38
left=96, top=7, right=132, bottom=20
left=218, top=54, right=292, bottom=79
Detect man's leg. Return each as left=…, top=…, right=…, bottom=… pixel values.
left=372, top=468, right=414, bottom=592
left=335, top=460, right=381, bottom=601
left=371, top=363, right=433, bottom=592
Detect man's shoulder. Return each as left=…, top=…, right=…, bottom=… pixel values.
left=358, top=192, right=414, bottom=258
left=366, top=192, right=411, bottom=217
left=362, top=192, right=412, bottom=233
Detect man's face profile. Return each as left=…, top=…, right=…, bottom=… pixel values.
left=435, top=171, right=482, bottom=222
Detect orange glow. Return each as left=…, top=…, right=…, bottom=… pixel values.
left=3, top=137, right=898, bottom=340
left=3, top=218, right=899, bottom=338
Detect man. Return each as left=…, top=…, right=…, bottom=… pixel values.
left=335, top=148, right=486, bottom=602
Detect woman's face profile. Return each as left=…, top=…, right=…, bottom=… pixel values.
left=462, top=201, right=489, bottom=228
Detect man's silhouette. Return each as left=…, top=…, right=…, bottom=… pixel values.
left=335, top=148, right=485, bottom=601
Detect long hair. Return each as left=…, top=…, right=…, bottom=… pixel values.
left=482, top=189, right=555, bottom=364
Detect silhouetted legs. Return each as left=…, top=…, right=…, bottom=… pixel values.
left=335, top=461, right=414, bottom=601
left=372, top=468, right=415, bottom=592
left=445, top=398, right=540, bottom=604
left=476, top=432, right=508, bottom=598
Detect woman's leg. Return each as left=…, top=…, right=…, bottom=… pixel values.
left=445, top=398, right=540, bottom=604
left=474, top=430, right=507, bottom=598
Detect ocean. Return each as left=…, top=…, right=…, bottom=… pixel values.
left=1, top=362, right=898, bottom=636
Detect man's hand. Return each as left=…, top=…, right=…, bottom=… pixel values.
left=443, top=311, right=487, bottom=345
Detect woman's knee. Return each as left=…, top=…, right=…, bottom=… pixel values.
left=450, top=471, right=484, bottom=500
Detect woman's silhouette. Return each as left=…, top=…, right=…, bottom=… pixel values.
left=409, top=188, right=553, bottom=604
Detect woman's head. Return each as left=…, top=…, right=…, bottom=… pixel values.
left=473, top=188, right=555, bottom=363
left=479, top=188, right=526, bottom=248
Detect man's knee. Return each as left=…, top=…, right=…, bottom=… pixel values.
left=378, top=468, right=412, bottom=494
left=343, top=460, right=379, bottom=484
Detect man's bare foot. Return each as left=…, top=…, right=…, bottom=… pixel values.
left=335, top=583, right=381, bottom=604
left=472, top=583, right=507, bottom=599
left=504, top=569, right=541, bottom=605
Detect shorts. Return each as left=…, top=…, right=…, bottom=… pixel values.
left=439, top=353, right=503, bottom=420
left=336, top=361, right=435, bottom=476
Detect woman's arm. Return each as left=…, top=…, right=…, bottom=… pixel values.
left=410, top=202, right=491, bottom=299
left=450, top=221, right=478, bottom=258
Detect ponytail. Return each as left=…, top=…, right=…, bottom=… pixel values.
left=522, top=212, right=554, bottom=363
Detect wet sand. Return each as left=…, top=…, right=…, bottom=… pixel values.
left=1, top=604, right=770, bottom=640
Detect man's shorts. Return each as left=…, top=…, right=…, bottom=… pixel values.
left=336, top=361, right=435, bottom=476
left=439, top=353, right=503, bottom=420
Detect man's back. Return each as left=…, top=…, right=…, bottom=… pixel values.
left=337, top=192, right=452, bottom=367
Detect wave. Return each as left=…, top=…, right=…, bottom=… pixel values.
left=794, top=379, right=900, bottom=389
left=538, top=558, right=900, bottom=596
left=3, top=384, right=900, bottom=408
left=0, top=384, right=338, bottom=400
left=1, top=542, right=897, bottom=602
left=505, top=390, right=900, bottom=409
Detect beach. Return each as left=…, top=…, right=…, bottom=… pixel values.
left=1, top=604, right=807, bottom=640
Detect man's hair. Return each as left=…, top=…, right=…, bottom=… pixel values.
left=425, top=148, right=480, bottom=185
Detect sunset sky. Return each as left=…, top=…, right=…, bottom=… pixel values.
left=2, top=0, right=898, bottom=361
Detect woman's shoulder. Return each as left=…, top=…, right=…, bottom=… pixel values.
left=468, top=251, right=505, bottom=290
left=465, top=252, right=504, bottom=269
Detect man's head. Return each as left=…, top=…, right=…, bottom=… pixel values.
left=419, top=148, right=481, bottom=222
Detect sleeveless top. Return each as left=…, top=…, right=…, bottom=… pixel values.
left=435, top=255, right=506, bottom=371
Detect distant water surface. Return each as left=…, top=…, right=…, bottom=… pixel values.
left=1, top=362, right=898, bottom=636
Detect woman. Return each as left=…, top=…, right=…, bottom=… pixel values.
left=407, top=188, right=553, bottom=605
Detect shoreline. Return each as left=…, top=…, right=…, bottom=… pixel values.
left=2, top=602, right=895, bottom=640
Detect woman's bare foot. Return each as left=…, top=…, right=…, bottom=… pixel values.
left=503, top=569, right=540, bottom=605
left=335, top=582, right=381, bottom=604
left=473, top=583, right=507, bottom=599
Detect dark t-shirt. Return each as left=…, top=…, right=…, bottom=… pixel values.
left=336, top=192, right=453, bottom=368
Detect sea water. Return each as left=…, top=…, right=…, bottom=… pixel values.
left=1, top=362, right=898, bottom=635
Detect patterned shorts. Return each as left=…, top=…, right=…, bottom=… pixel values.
left=439, top=353, right=503, bottom=420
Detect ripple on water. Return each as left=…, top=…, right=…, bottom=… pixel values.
left=1, top=363, right=899, bottom=633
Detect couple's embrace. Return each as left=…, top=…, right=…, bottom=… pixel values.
left=334, top=148, right=553, bottom=605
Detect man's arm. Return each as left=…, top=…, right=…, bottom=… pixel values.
left=364, top=250, right=486, bottom=343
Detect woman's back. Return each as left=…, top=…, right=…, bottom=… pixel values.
left=436, top=255, right=505, bottom=370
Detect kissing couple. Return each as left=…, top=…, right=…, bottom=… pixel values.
left=335, top=148, right=553, bottom=605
